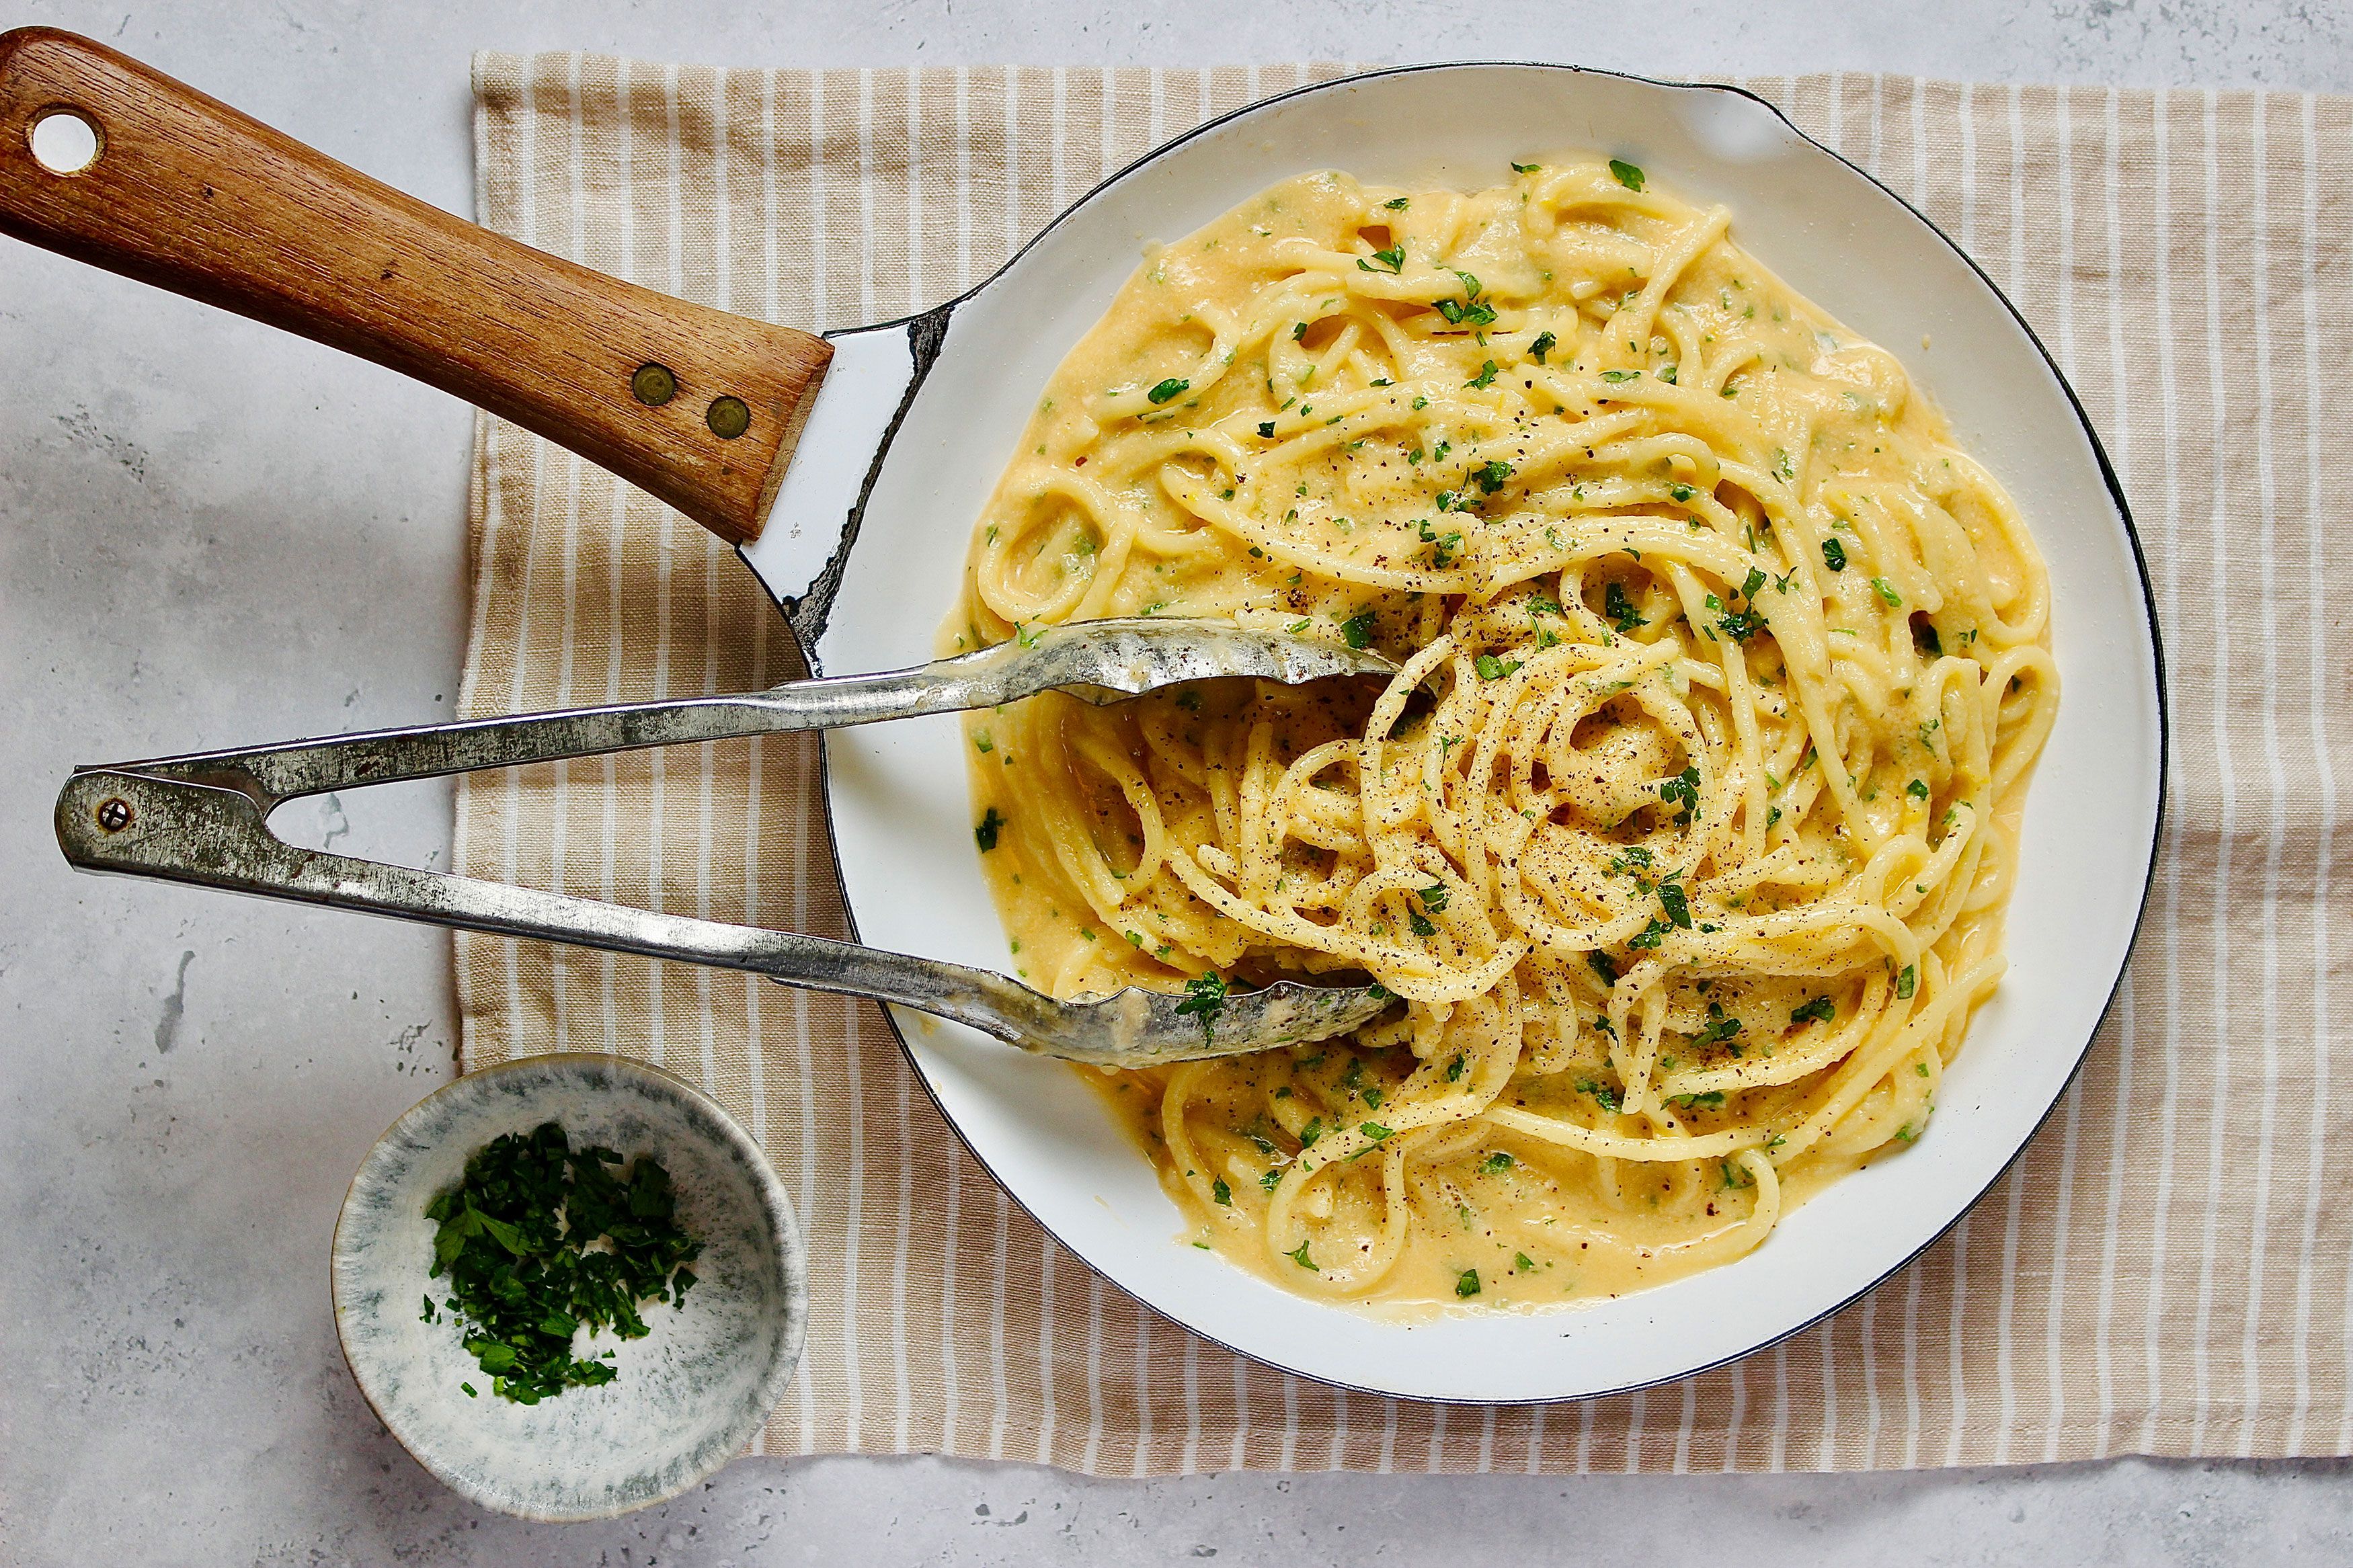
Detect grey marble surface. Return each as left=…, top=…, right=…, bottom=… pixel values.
left=3, top=1, right=2349, bottom=1563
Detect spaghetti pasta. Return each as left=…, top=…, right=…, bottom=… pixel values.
left=943, top=160, right=2057, bottom=1309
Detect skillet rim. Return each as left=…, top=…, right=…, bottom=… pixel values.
left=760, top=58, right=2169, bottom=1407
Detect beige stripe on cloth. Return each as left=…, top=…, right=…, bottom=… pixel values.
left=457, top=57, right=2353, bottom=1471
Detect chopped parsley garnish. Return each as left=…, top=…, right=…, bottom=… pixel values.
left=1341, top=607, right=1378, bottom=649
left=1693, top=1001, right=1741, bottom=1045
left=1872, top=576, right=1903, bottom=607
left=1408, top=910, right=1438, bottom=938
left=1479, top=1151, right=1515, bottom=1174
left=1287, top=1239, right=1317, bottom=1270
left=1529, top=330, right=1557, bottom=364
left=1587, top=950, right=1620, bottom=986
left=1896, top=964, right=1918, bottom=1001
left=1821, top=538, right=1848, bottom=572
left=1174, top=972, right=1230, bottom=1043
left=1418, top=518, right=1465, bottom=567
left=1608, top=158, right=1646, bottom=192
left=1907, top=778, right=1930, bottom=800
left=1657, top=878, right=1693, bottom=929
left=1446, top=1053, right=1468, bottom=1082
left=1358, top=242, right=1406, bottom=274
left=1436, top=272, right=1498, bottom=329
left=1418, top=883, right=1451, bottom=913
left=1384, top=195, right=1410, bottom=210
left=1605, top=581, right=1648, bottom=634
left=1511, top=160, right=1542, bottom=174
left=1360, top=1121, right=1393, bottom=1141
left=1211, top=1178, right=1233, bottom=1206
left=1260, top=1169, right=1284, bottom=1192
left=1474, top=653, right=1523, bottom=681
left=1466, top=359, right=1500, bottom=388
left=1577, top=1078, right=1624, bottom=1113
left=1455, top=1268, right=1482, bottom=1298
left=974, top=807, right=1005, bottom=852
left=1711, top=569, right=1769, bottom=642
left=1667, top=1090, right=1726, bottom=1110
left=1657, top=765, right=1701, bottom=827
left=424, top=1122, right=701, bottom=1405
left=1790, top=995, right=1836, bottom=1025
left=1599, top=369, right=1642, bottom=383
left=1258, top=420, right=1277, bottom=438
left=1147, top=377, right=1189, bottom=405
left=1472, top=458, right=1514, bottom=494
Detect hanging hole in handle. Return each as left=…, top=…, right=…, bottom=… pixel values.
left=27, top=108, right=102, bottom=175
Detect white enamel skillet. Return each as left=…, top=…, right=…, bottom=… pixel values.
left=0, top=29, right=2163, bottom=1401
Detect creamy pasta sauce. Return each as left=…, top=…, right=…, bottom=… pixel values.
left=943, top=160, right=2055, bottom=1311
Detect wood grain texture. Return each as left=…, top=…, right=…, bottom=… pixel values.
left=0, top=27, right=830, bottom=544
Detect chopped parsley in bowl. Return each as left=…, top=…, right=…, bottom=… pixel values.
left=333, top=1055, right=803, bottom=1522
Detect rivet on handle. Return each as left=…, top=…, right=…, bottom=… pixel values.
left=706, top=396, right=750, bottom=440
left=630, top=362, right=677, bottom=406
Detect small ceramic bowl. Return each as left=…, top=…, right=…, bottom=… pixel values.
left=332, top=1054, right=806, bottom=1521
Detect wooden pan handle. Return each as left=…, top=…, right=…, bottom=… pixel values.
left=0, top=27, right=830, bottom=545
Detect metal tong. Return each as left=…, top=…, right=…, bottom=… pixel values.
left=54, top=620, right=1401, bottom=1066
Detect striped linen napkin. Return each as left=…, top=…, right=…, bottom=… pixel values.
left=456, top=58, right=2353, bottom=1472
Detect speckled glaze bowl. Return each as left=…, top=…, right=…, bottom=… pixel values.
left=331, top=1054, right=805, bottom=1522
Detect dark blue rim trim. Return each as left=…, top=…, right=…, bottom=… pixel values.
left=750, top=59, right=2169, bottom=1409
